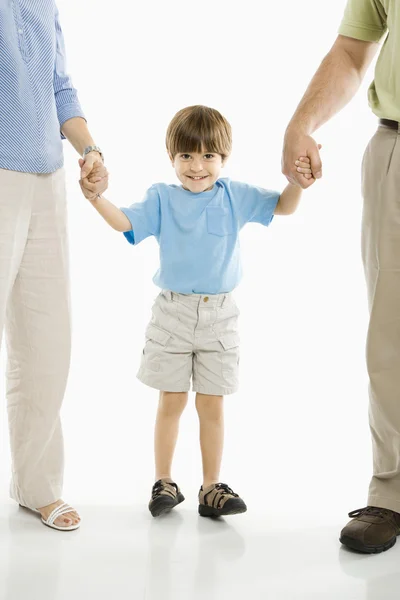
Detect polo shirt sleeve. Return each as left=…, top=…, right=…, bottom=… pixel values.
left=120, top=185, right=161, bottom=245
left=53, top=7, right=86, bottom=139
left=229, top=180, right=280, bottom=229
left=338, top=0, right=387, bottom=42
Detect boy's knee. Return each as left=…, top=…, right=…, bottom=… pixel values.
left=159, top=391, right=188, bottom=416
left=195, top=393, right=223, bottom=419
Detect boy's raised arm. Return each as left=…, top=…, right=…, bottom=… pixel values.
left=80, top=164, right=132, bottom=232
left=87, top=194, right=132, bottom=232
left=274, top=183, right=303, bottom=216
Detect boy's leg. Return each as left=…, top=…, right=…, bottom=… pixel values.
left=149, top=390, right=188, bottom=517
left=193, top=294, right=245, bottom=517
left=196, top=392, right=246, bottom=517
left=154, top=391, right=188, bottom=480
left=195, top=393, right=224, bottom=489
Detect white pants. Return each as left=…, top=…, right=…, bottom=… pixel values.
left=0, top=168, right=70, bottom=509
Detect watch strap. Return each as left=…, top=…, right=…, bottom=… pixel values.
left=83, top=145, right=104, bottom=161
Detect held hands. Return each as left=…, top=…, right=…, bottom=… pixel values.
left=79, top=156, right=109, bottom=201
left=289, top=145, right=322, bottom=186
left=294, top=154, right=317, bottom=180
left=282, top=130, right=323, bottom=189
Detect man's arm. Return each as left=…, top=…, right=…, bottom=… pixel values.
left=282, top=35, right=379, bottom=188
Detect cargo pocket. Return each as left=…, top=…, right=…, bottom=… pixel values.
left=145, top=324, right=171, bottom=346
left=217, top=332, right=240, bottom=379
left=142, top=324, right=172, bottom=372
left=218, top=333, right=240, bottom=351
left=206, top=207, right=233, bottom=236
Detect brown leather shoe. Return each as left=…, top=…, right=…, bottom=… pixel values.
left=340, top=506, right=400, bottom=553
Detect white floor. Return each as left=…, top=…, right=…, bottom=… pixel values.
left=0, top=502, right=399, bottom=600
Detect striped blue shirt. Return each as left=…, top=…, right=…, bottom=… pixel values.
left=0, top=1, right=85, bottom=174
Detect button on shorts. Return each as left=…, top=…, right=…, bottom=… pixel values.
left=137, top=290, right=240, bottom=395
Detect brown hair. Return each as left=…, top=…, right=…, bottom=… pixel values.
left=166, top=105, right=232, bottom=160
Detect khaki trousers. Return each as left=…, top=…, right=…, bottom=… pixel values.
left=0, top=168, right=70, bottom=509
left=363, top=122, right=400, bottom=512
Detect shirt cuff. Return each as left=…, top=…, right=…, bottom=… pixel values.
left=338, top=22, right=386, bottom=43
left=57, top=102, right=86, bottom=140
left=263, top=214, right=274, bottom=227
left=120, top=208, right=136, bottom=245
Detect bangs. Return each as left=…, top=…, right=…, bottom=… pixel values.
left=166, top=106, right=232, bottom=158
left=172, top=130, right=225, bottom=156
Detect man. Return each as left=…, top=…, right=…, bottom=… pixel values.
left=0, top=2, right=107, bottom=530
left=282, top=0, right=400, bottom=554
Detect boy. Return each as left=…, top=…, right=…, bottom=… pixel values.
left=80, top=105, right=313, bottom=518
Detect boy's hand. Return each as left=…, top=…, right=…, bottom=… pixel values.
left=294, top=144, right=322, bottom=182
left=295, top=156, right=312, bottom=180
left=79, top=178, right=100, bottom=201
left=78, top=158, right=109, bottom=201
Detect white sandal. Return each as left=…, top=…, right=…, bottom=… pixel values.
left=41, top=503, right=81, bottom=531
left=20, top=502, right=81, bottom=531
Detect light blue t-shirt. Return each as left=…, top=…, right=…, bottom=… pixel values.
left=120, top=178, right=279, bottom=294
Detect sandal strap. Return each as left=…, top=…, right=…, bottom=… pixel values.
left=45, top=503, right=75, bottom=526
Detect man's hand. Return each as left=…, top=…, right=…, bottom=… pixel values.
left=79, top=158, right=108, bottom=201
left=282, top=129, right=322, bottom=189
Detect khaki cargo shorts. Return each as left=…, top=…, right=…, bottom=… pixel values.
left=137, top=290, right=240, bottom=395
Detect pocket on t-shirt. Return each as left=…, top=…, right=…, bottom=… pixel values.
left=206, top=207, right=233, bottom=236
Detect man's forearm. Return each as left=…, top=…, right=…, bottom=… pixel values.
left=61, top=117, right=97, bottom=156
left=282, top=37, right=378, bottom=187
left=287, top=46, right=365, bottom=136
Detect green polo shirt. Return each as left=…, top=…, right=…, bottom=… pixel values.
left=339, top=0, right=399, bottom=120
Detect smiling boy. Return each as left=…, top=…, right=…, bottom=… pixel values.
left=80, top=105, right=311, bottom=518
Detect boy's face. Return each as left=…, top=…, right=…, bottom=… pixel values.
left=171, top=151, right=225, bottom=193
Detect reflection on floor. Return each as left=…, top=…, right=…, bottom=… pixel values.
left=0, top=503, right=399, bottom=600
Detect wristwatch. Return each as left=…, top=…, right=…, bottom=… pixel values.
left=83, top=145, right=104, bottom=162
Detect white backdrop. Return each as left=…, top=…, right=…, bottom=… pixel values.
left=0, top=0, right=379, bottom=513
